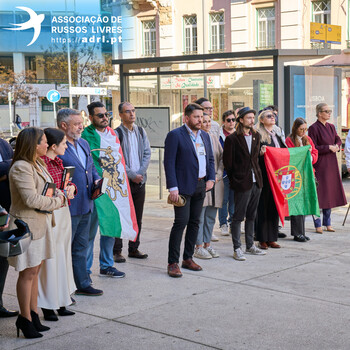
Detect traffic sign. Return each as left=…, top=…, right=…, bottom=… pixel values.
left=310, top=22, right=341, bottom=44
left=47, top=90, right=61, bottom=103
left=327, top=24, right=341, bottom=44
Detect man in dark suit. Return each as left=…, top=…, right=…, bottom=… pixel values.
left=223, top=107, right=266, bottom=261
left=164, top=103, right=215, bottom=278
left=0, top=138, right=18, bottom=317
left=57, top=108, right=103, bottom=296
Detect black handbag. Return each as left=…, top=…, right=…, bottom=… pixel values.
left=0, top=219, right=32, bottom=257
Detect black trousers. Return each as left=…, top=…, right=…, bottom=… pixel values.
left=168, top=179, right=206, bottom=264
left=114, top=182, right=146, bottom=253
left=290, top=215, right=305, bottom=237
left=0, top=257, right=9, bottom=306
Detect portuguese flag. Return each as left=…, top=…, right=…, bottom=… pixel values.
left=82, top=125, right=138, bottom=241
left=264, top=145, right=320, bottom=225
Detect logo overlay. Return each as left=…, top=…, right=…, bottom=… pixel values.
left=5, top=7, right=44, bottom=46
left=275, top=165, right=302, bottom=200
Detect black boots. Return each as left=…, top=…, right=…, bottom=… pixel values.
left=30, top=310, right=50, bottom=332
left=41, top=308, right=58, bottom=321
left=15, top=315, right=43, bottom=339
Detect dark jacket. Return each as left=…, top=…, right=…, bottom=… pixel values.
left=164, top=125, right=215, bottom=196
left=223, top=131, right=263, bottom=192
left=0, top=138, right=14, bottom=211
left=59, top=138, right=100, bottom=216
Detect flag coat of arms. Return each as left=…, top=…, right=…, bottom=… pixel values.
left=82, top=125, right=138, bottom=241
left=264, top=145, right=320, bottom=225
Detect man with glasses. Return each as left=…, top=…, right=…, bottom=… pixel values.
left=195, top=98, right=220, bottom=137
left=113, top=102, right=151, bottom=262
left=218, top=110, right=236, bottom=236
left=82, top=102, right=126, bottom=280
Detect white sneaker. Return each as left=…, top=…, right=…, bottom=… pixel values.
left=245, top=245, right=266, bottom=255
left=220, top=224, right=229, bottom=236
left=211, top=234, right=219, bottom=242
left=233, top=248, right=246, bottom=261
left=205, top=246, right=219, bottom=258
left=194, top=247, right=212, bottom=259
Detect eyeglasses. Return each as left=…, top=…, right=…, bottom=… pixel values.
left=94, top=112, right=110, bottom=119
left=204, top=107, right=214, bottom=111
left=265, top=114, right=275, bottom=119
left=123, top=109, right=135, bottom=114
left=321, top=110, right=332, bottom=114
left=225, top=118, right=236, bottom=123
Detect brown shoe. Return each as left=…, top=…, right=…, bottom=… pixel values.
left=181, top=258, right=202, bottom=271
left=315, top=227, right=323, bottom=234
left=267, top=241, right=281, bottom=248
left=326, top=226, right=335, bottom=232
left=167, top=263, right=182, bottom=278
left=258, top=242, right=268, bottom=250
left=128, top=250, right=148, bottom=259
left=113, top=253, right=126, bottom=263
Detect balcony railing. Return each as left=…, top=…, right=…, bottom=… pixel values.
left=311, top=42, right=331, bottom=49
left=256, top=45, right=276, bottom=50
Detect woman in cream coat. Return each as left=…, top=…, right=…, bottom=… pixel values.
left=194, top=114, right=224, bottom=259
left=8, top=127, right=65, bottom=339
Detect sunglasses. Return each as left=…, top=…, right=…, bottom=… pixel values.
left=95, top=112, right=110, bottom=119
left=321, top=110, right=332, bottom=114
left=265, top=114, right=275, bottom=119
left=225, top=118, right=236, bottom=123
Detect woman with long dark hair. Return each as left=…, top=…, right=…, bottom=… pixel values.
left=37, top=128, right=76, bottom=321
left=256, top=110, right=286, bottom=249
left=8, top=127, right=64, bottom=338
left=285, top=118, right=318, bottom=242
left=308, top=103, right=347, bottom=233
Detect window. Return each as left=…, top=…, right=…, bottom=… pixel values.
left=313, top=1, right=331, bottom=24
left=183, top=16, right=197, bottom=54
left=257, top=8, right=275, bottom=49
left=41, top=97, right=69, bottom=112
left=142, top=20, right=156, bottom=57
left=210, top=12, right=224, bottom=52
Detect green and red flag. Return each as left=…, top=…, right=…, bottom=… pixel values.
left=264, top=145, right=320, bottom=225
left=82, top=125, right=138, bottom=241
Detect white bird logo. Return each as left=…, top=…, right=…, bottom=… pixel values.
left=5, top=7, right=45, bottom=46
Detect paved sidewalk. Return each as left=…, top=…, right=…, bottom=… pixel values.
left=1, top=181, right=350, bottom=349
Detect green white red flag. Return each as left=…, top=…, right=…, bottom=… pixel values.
left=82, top=125, right=138, bottom=240
left=264, top=145, right=320, bottom=225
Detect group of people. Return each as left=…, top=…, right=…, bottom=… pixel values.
left=0, top=98, right=347, bottom=338
left=0, top=101, right=151, bottom=338
left=164, top=100, right=347, bottom=277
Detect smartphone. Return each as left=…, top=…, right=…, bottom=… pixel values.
left=0, top=214, right=9, bottom=227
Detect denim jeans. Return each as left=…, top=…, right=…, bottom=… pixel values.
left=197, top=206, right=218, bottom=245
left=87, top=204, right=115, bottom=272
left=71, top=213, right=91, bottom=290
left=313, top=208, right=331, bottom=228
left=218, top=176, right=234, bottom=226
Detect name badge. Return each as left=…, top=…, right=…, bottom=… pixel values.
left=196, top=143, right=206, bottom=156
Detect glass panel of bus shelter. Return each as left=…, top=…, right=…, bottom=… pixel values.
left=228, top=70, right=273, bottom=121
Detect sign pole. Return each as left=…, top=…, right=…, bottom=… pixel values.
left=53, top=102, right=56, bottom=122
left=8, top=92, right=13, bottom=137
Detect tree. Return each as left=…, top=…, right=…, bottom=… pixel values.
left=36, top=42, right=113, bottom=109
left=0, top=67, right=38, bottom=122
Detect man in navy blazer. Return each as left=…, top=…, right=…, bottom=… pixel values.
left=57, top=108, right=103, bottom=296
left=164, top=103, right=215, bottom=277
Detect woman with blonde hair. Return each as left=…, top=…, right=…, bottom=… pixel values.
left=286, top=117, right=318, bottom=242
left=308, top=103, right=347, bottom=233
left=256, top=110, right=286, bottom=249
left=8, top=127, right=65, bottom=338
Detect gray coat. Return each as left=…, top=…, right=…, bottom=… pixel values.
left=116, top=124, right=151, bottom=184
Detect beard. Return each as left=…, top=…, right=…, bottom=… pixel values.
left=67, top=130, right=81, bottom=140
